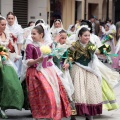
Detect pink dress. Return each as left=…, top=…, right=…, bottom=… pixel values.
left=25, top=44, right=71, bottom=120
left=112, top=50, right=120, bottom=70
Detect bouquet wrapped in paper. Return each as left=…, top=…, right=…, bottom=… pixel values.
left=102, top=34, right=113, bottom=44
left=39, top=45, right=52, bottom=68
left=37, top=45, right=68, bottom=70
left=98, top=44, right=118, bottom=64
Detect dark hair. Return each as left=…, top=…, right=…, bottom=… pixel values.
left=6, top=12, right=15, bottom=18
left=54, top=19, right=61, bottom=23
left=100, top=22, right=105, bottom=26
left=71, top=25, right=75, bottom=30
left=0, top=17, right=5, bottom=22
left=78, top=27, right=90, bottom=37
left=59, top=29, right=66, bottom=34
left=35, top=20, right=44, bottom=26
left=33, top=25, right=44, bottom=38
left=27, top=21, right=35, bottom=27
left=90, top=15, right=95, bottom=19
left=81, top=20, right=92, bottom=33
left=108, top=19, right=113, bottom=24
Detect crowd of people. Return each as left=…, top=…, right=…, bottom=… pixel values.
left=0, top=12, right=120, bottom=120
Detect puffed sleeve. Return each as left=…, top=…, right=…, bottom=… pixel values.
left=26, top=44, right=33, bottom=60
left=17, top=25, right=24, bottom=44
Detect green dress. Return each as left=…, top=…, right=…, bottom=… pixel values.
left=0, top=64, right=24, bottom=110
left=102, top=78, right=119, bottom=110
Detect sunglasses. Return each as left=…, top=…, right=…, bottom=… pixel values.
left=54, top=19, right=61, bottom=23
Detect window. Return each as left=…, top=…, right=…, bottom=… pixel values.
left=13, top=0, right=28, bottom=28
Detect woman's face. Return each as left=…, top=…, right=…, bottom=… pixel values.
left=0, top=20, right=6, bottom=32
left=79, top=31, right=90, bottom=44
left=29, top=22, right=35, bottom=27
left=59, top=33, right=67, bottom=44
left=99, top=25, right=102, bottom=30
left=105, top=25, right=109, bottom=31
left=7, top=14, right=15, bottom=26
left=31, top=29, right=43, bottom=42
left=71, top=26, right=75, bottom=32
left=76, top=20, right=80, bottom=24
left=54, top=21, right=61, bottom=28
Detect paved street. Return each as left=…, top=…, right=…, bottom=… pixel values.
left=0, top=63, right=120, bottom=120
left=1, top=80, right=120, bottom=120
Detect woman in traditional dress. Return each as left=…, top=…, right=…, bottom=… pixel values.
left=68, top=26, right=119, bottom=120
left=67, top=25, right=76, bottom=37
left=52, top=29, right=76, bottom=115
left=50, top=19, right=64, bottom=41
left=68, top=26, right=103, bottom=120
left=80, top=21, right=119, bottom=109
left=0, top=16, right=24, bottom=119
left=6, top=12, right=23, bottom=78
left=25, top=24, right=71, bottom=120
left=101, top=23, right=115, bottom=54
left=112, top=33, right=120, bottom=71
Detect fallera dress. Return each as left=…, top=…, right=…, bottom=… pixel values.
left=25, top=42, right=71, bottom=120
left=0, top=33, right=24, bottom=110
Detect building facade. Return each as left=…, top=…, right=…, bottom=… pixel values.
left=0, top=0, right=116, bottom=29
left=0, top=0, right=50, bottom=28
left=85, top=0, right=114, bottom=22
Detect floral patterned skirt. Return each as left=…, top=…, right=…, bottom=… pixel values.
left=26, top=67, right=71, bottom=120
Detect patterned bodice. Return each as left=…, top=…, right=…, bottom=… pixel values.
left=0, top=32, right=9, bottom=47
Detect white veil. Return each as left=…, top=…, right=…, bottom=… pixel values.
left=75, top=25, right=91, bottom=41
left=35, top=22, right=53, bottom=45
left=67, top=24, right=74, bottom=31
left=6, top=16, right=23, bottom=32
left=50, top=20, right=64, bottom=31
left=0, top=15, right=6, bottom=20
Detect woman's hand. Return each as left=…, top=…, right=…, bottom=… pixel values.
left=54, top=34, right=61, bottom=43
left=97, top=54, right=106, bottom=59
left=62, top=63, right=69, bottom=70
left=37, top=57, right=43, bottom=63
left=27, top=57, right=43, bottom=66
left=14, top=58, right=19, bottom=62
left=10, top=33, right=14, bottom=37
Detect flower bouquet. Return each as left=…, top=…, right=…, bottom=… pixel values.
left=36, top=45, right=52, bottom=71
left=102, top=34, right=113, bottom=44
left=98, top=44, right=118, bottom=64
left=87, top=44, right=97, bottom=59
left=0, top=45, right=9, bottom=68
left=88, top=44, right=96, bottom=53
